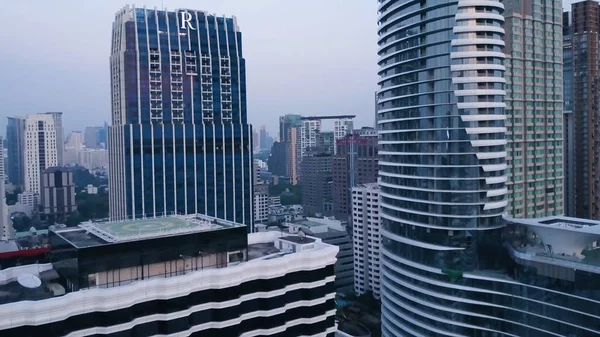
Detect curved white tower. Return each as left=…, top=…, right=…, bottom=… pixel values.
left=377, top=0, right=509, bottom=335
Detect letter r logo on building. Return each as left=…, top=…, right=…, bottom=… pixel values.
left=180, top=12, right=196, bottom=30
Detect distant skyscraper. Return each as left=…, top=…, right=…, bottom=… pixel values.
left=279, top=114, right=302, bottom=143
left=333, top=118, right=353, bottom=154
left=504, top=0, right=563, bottom=218
left=351, top=182, right=381, bottom=299
left=267, top=141, right=287, bottom=177
left=0, top=137, right=12, bottom=241
left=109, top=6, right=252, bottom=229
left=6, top=117, right=26, bottom=188
left=84, top=126, right=100, bottom=149
left=24, top=114, right=58, bottom=194
left=564, top=1, right=600, bottom=219
left=563, top=11, right=575, bottom=216
left=259, top=124, right=267, bottom=150
left=301, top=153, right=333, bottom=216
left=43, top=112, right=64, bottom=166
left=332, top=133, right=378, bottom=222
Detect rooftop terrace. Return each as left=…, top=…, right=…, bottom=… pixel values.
left=54, top=214, right=244, bottom=248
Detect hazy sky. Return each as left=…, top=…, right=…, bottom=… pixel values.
left=0, top=0, right=379, bottom=138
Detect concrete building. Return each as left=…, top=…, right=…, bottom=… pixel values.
left=67, top=131, right=83, bottom=151
left=301, top=153, right=333, bottom=216
left=17, top=191, right=39, bottom=208
left=333, top=118, right=354, bottom=154
left=286, top=126, right=302, bottom=184
left=0, top=214, right=338, bottom=336
left=332, top=134, right=378, bottom=222
left=351, top=183, right=381, bottom=299
left=254, top=183, right=269, bottom=225
left=40, top=167, right=76, bottom=225
left=504, top=0, right=564, bottom=217
left=84, top=126, right=101, bottom=149
left=563, top=12, right=575, bottom=216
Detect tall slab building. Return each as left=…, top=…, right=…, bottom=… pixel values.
left=377, top=0, right=600, bottom=336
left=503, top=0, right=564, bottom=218
left=109, top=6, right=253, bottom=229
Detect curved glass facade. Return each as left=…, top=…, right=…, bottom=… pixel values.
left=377, top=1, right=600, bottom=336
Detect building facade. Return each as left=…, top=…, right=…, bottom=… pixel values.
left=333, top=118, right=354, bottom=154
left=351, top=183, right=381, bottom=299
left=108, top=6, right=253, bottom=228
left=0, top=137, right=12, bottom=241
left=563, top=11, right=576, bottom=217
left=24, top=114, right=58, bottom=195
left=564, top=1, right=600, bottom=219
left=40, top=167, right=77, bottom=225
left=6, top=117, right=26, bottom=188
left=267, top=141, right=287, bottom=177
left=377, top=0, right=600, bottom=336
left=377, top=0, right=509, bottom=334
left=0, top=215, right=338, bottom=336
left=504, top=0, right=564, bottom=218
left=301, top=153, right=333, bottom=216
left=43, top=113, right=64, bottom=166
left=332, top=134, right=378, bottom=222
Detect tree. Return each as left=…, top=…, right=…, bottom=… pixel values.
left=11, top=215, right=32, bottom=233
left=76, top=191, right=109, bottom=221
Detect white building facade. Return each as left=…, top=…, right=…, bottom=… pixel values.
left=24, top=114, right=58, bottom=195
left=351, top=183, right=381, bottom=299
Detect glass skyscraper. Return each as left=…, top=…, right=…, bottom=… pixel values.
left=109, top=5, right=253, bottom=229
left=377, top=0, right=600, bottom=336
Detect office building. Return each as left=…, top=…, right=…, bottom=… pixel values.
left=351, top=183, right=381, bottom=299
left=301, top=153, right=333, bottom=216
left=109, top=6, right=253, bottom=228
left=18, top=191, right=39, bottom=208
left=301, top=118, right=322, bottom=157
left=563, top=1, right=600, bottom=219
left=504, top=0, right=563, bottom=218
left=332, top=133, right=378, bottom=222
left=0, top=214, right=338, bottom=336
left=279, top=114, right=302, bottom=143
left=377, top=0, right=600, bottom=335
left=6, top=117, right=26, bottom=187
left=333, top=118, right=354, bottom=154
left=284, top=217, right=353, bottom=293
left=24, top=114, right=58, bottom=195
left=267, top=141, right=287, bottom=177
left=84, top=126, right=101, bottom=149
left=0, top=137, right=12, bottom=241
left=79, top=148, right=109, bottom=170
left=40, top=167, right=76, bottom=225
left=259, top=124, right=267, bottom=150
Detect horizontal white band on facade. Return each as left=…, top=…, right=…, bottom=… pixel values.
left=483, top=199, right=508, bottom=210
left=486, top=188, right=508, bottom=198
left=453, top=89, right=506, bottom=96
left=455, top=12, right=504, bottom=21
left=460, top=114, right=506, bottom=122
left=475, top=151, right=507, bottom=159
left=381, top=228, right=463, bottom=251
left=457, top=0, right=504, bottom=9
left=466, top=127, right=507, bottom=134
left=451, top=38, right=505, bottom=47
left=481, top=163, right=507, bottom=172
left=379, top=181, right=492, bottom=195
left=378, top=169, right=488, bottom=182
left=380, top=202, right=490, bottom=221
left=458, top=102, right=506, bottom=109
left=451, top=51, right=505, bottom=59
left=453, top=25, right=504, bottom=34
left=451, top=64, right=505, bottom=72
left=380, top=190, right=487, bottom=207
left=452, top=77, right=506, bottom=84
left=470, top=139, right=507, bottom=147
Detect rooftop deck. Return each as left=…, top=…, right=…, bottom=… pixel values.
left=54, top=214, right=244, bottom=248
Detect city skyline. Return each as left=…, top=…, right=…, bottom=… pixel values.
left=0, top=0, right=379, bottom=135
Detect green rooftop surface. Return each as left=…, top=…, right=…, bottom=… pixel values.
left=96, top=217, right=198, bottom=238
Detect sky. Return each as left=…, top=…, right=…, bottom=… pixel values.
left=0, top=0, right=379, bottom=138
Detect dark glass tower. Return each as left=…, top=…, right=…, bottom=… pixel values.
left=109, top=5, right=253, bottom=229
